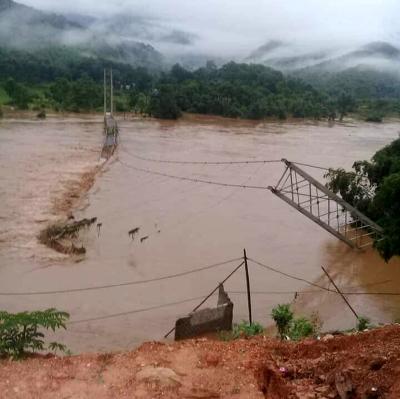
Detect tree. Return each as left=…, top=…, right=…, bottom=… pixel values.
left=371, top=173, right=400, bottom=260
left=336, top=92, right=355, bottom=121
left=4, top=78, right=31, bottom=109
left=170, top=64, right=192, bottom=83
left=148, top=85, right=182, bottom=119
left=134, top=93, right=150, bottom=114
left=0, top=309, right=69, bottom=359
left=49, top=78, right=71, bottom=110
left=325, top=138, right=400, bottom=261
left=271, top=304, right=293, bottom=339
left=68, top=76, right=102, bottom=111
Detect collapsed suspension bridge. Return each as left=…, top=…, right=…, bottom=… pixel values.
left=117, top=143, right=384, bottom=250
left=98, top=85, right=380, bottom=252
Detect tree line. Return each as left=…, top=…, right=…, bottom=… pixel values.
left=0, top=46, right=400, bottom=120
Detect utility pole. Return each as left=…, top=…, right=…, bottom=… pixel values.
left=110, top=68, right=114, bottom=116
left=243, top=249, right=253, bottom=325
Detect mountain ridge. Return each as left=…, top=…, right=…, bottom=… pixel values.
left=0, top=0, right=164, bottom=68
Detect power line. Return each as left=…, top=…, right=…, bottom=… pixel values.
left=71, top=261, right=245, bottom=327
left=154, top=162, right=267, bottom=237
left=68, top=288, right=400, bottom=326
left=0, top=257, right=242, bottom=296
left=68, top=295, right=215, bottom=325
left=344, top=291, right=400, bottom=296
left=248, top=258, right=400, bottom=296
left=229, top=290, right=323, bottom=295
left=248, top=257, right=333, bottom=292
left=120, top=147, right=281, bottom=165
left=117, top=159, right=270, bottom=190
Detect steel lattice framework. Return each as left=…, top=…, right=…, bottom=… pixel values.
left=269, top=159, right=383, bottom=249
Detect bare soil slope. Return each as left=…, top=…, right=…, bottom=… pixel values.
left=1, top=325, right=400, bottom=398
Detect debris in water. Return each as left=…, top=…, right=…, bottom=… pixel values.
left=72, top=244, right=86, bottom=255
left=140, top=236, right=149, bottom=243
left=37, top=110, right=46, bottom=119
left=39, top=217, right=97, bottom=255
left=128, top=227, right=140, bottom=240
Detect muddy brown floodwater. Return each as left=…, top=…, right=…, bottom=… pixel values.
left=1, top=113, right=400, bottom=354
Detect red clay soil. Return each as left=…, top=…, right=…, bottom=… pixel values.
left=1, top=325, right=400, bottom=399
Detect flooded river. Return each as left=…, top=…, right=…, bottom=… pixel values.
left=1, top=113, right=400, bottom=353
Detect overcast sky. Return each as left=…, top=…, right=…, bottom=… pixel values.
left=22, top=0, right=400, bottom=56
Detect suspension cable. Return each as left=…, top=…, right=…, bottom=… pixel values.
left=0, top=257, right=242, bottom=296
left=120, top=146, right=281, bottom=165
left=117, top=159, right=270, bottom=190
left=68, top=295, right=215, bottom=325
left=248, top=257, right=333, bottom=292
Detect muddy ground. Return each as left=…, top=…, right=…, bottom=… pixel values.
left=1, top=325, right=400, bottom=398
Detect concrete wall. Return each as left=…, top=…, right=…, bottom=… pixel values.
left=174, top=284, right=233, bottom=340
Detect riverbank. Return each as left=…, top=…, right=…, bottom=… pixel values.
left=1, top=106, right=396, bottom=126
left=0, top=113, right=103, bottom=261
left=1, top=324, right=400, bottom=398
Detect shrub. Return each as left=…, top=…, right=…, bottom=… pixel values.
left=0, top=308, right=69, bottom=359
left=357, top=316, right=371, bottom=331
left=271, top=304, right=318, bottom=341
left=271, top=304, right=293, bottom=339
left=218, top=321, right=264, bottom=341
left=288, top=317, right=315, bottom=341
left=232, top=321, right=264, bottom=339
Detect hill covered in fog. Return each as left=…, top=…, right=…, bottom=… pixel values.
left=0, top=0, right=164, bottom=69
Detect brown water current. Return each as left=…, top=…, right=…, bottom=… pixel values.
left=1, top=113, right=400, bottom=353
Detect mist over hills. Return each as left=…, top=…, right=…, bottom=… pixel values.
left=246, top=40, right=400, bottom=74
left=0, top=0, right=164, bottom=68
left=1, top=0, right=400, bottom=89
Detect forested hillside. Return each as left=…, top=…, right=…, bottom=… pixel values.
left=0, top=0, right=164, bottom=67
left=1, top=51, right=400, bottom=121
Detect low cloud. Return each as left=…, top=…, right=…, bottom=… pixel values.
left=13, top=0, right=400, bottom=58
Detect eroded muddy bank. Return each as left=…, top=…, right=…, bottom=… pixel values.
left=0, top=113, right=103, bottom=261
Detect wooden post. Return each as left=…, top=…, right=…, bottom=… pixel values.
left=321, top=266, right=359, bottom=320
left=243, top=249, right=253, bottom=325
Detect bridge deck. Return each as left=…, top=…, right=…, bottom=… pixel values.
left=101, top=115, right=118, bottom=159
left=269, top=160, right=383, bottom=249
